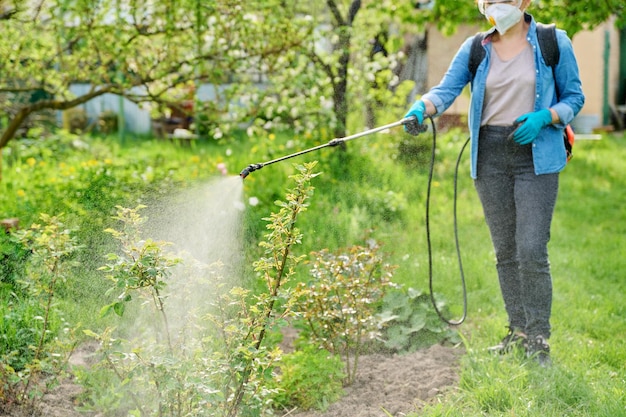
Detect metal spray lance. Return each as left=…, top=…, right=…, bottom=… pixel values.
left=239, top=116, right=426, bottom=178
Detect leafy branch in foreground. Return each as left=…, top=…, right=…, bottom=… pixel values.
left=221, top=161, right=319, bottom=417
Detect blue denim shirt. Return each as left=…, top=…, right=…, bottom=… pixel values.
left=422, top=14, right=585, bottom=179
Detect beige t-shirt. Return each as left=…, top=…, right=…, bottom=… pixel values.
left=481, top=44, right=536, bottom=126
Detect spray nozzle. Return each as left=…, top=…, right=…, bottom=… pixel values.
left=240, top=163, right=264, bottom=179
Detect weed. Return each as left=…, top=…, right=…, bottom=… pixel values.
left=0, top=214, right=81, bottom=410
left=272, top=346, right=345, bottom=412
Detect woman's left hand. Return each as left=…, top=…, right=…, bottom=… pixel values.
left=511, top=109, right=553, bottom=145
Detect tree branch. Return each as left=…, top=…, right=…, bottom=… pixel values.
left=326, top=0, right=345, bottom=26
left=0, top=85, right=116, bottom=149
left=347, top=0, right=361, bottom=25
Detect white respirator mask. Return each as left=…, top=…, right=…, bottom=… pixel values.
left=478, top=0, right=523, bottom=35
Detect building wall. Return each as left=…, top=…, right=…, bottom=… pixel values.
left=425, top=19, right=622, bottom=133
left=426, top=25, right=477, bottom=117
left=572, top=17, right=620, bottom=127
left=66, top=84, right=152, bottom=135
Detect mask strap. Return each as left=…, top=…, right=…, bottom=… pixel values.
left=478, top=0, right=522, bottom=15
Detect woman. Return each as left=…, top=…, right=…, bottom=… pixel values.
left=404, top=0, right=585, bottom=366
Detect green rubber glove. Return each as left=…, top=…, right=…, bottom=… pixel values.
left=404, top=100, right=426, bottom=125
left=512, top=109, right=553, bottom=145
left=404, top=100, right=427, bottom=135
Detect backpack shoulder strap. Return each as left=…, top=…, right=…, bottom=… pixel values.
left=468, top=32, right=487, bottom=82
left=536, top=23, right=561, bottom=98
left=536, top=23, right=560, bottom=68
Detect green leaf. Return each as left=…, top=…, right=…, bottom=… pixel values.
left=99, top=303, right=114, bottom=318
left=407, top=311, right=427, bottom=334
left=376, top=310, right=399, bottom=326
left=407, top=287, right=423, bottom=299
left=113, top=302, right=126, bottom=317
left=82, top=329, right=100, bottom=339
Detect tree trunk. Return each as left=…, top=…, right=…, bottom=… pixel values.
left=365, top=33, right=388, bottom=129
left=333, top=33, right=350, bottom=139
left=0, top=86, right=116, bottom=181
left=327, top=0, right=361, bottom=139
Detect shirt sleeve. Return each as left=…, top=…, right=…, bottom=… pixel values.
left=551, top=29, right=585, bottom=126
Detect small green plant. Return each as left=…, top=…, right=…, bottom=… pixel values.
left=0, top=214, right=81, bottom=409
left=377, top=287, right=460, bottom=353
left=99, top=205, right=181, bottom=350
left=88, top=205, right=189, bottom=416
left=272, top=346, right=345, bottom=412
left=295, top=239, right=397, bottom=384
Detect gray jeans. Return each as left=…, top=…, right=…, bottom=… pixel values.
left=474, top=125, right=558, bottom=338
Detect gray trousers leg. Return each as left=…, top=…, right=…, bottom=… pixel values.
left=474, top=126, right=558, bottom=338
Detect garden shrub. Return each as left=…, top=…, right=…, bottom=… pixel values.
left=80, top=163, right=319, bottom=417
left=295, top=239, right=397, bottom=384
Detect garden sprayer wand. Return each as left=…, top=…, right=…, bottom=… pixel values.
left=239, top=116, right=426, bottom=178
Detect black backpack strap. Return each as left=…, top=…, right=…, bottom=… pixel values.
left=536, top=23, right=560, bottom=68
left=468, top=32, right=487, bottom=82
left=537, top=23, right=572, bottom=159
left=536, top=23, right=560, bottom=98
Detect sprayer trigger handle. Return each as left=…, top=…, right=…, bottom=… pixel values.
left=404, top=116, right=428, bottom=136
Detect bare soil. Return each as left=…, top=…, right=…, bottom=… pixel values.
left=0, top=343, right=97, bottom=417
left=289, top=344, right=463, bottom=417
left=1, top=377, right=86, bottom=417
